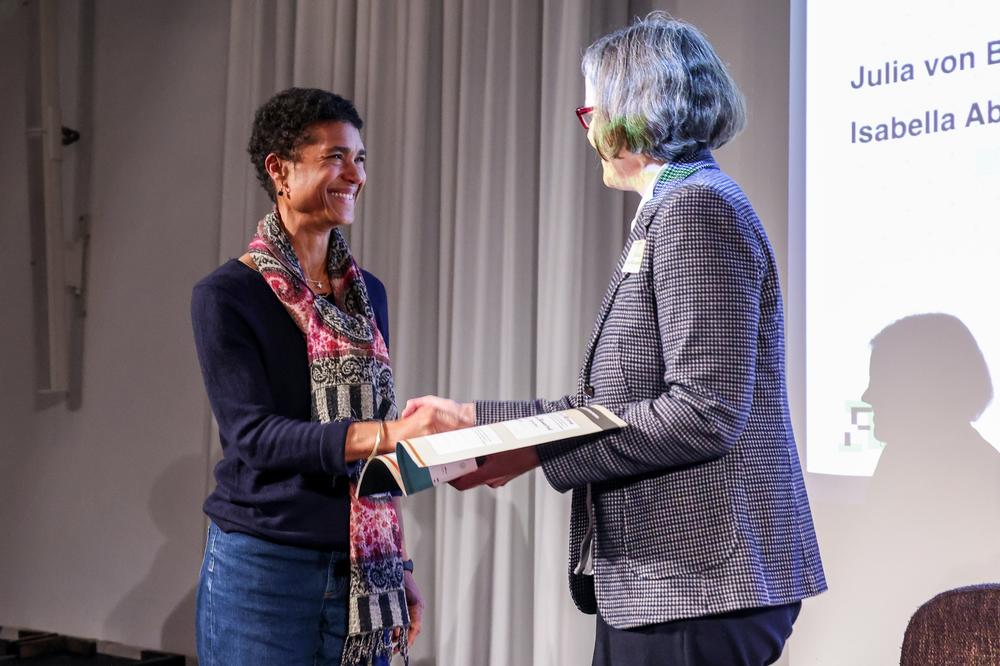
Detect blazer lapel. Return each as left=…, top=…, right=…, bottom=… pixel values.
left=577, top=150, right=718, bottom=395
left=577, top=221, right=646, bottom=393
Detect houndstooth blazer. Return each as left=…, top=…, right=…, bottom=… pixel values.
left=477, top=150, right=827, bottom=629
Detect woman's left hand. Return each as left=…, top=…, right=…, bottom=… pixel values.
left=450, top=446, right=541, bottom=490
left=402, top=570, right=425, bottom=648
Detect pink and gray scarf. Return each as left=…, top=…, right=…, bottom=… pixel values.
left=249, top=210, right=409, bottom=665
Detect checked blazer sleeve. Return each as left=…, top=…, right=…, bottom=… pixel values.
left=476, top=395, right=575, bottom=423
left=525, top=184, right=764, bottom=493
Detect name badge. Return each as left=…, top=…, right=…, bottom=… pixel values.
left=622, top=240, right=646, bottom=274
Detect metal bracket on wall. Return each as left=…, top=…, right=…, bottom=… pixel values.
left=25, top=0, right=93, bottom=403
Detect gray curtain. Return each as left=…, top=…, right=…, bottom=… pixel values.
left=216, top=1, right=647, bottom=663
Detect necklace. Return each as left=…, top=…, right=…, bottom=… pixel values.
left=306, top=277, right=329, bottom=297
left=303, top=269, right=327, bottom=290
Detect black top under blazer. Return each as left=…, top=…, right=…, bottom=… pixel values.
left=477, top=150, right=827, bottom=629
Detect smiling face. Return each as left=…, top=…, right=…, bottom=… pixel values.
left=271, top=120, right=366, bottom=227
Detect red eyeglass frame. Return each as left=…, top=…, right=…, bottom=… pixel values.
left=576, top=105, right=594, bottom=130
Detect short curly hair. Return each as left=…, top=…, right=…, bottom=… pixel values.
left=247, top=88, right=364, bottom=202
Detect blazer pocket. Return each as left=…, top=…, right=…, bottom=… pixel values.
left=621, top=456, right=738, bottom=579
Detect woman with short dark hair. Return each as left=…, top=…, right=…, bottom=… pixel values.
left=191, top=87, right=444, bottom=665
left=406, top=14, right=827, bottom=665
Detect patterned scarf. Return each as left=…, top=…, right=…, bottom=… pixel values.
left=248, top=210, right=409, bottom=665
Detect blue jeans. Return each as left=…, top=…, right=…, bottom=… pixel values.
left=196, top=522, right=390, bottom=666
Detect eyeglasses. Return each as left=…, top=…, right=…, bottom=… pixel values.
left=575, top=105, right=594, bottom=130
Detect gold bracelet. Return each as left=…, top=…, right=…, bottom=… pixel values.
left=367, top=421, right=383, bottom=461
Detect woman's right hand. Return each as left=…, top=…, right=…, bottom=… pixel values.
left=388, top=400, right=474, bottom=443
left=344, top=400, right=475, bottom=462
left=401, top=395, right=475, bottom=424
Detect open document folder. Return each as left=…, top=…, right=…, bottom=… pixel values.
left=357, top=405, right=627, bottom=496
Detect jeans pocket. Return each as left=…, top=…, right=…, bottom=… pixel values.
left=204, top=522, right=220, bottom=575
left=325, top=550, right=352, bottom=600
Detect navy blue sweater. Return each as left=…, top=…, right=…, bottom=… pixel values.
left=190, top=259, right=390, bottom=550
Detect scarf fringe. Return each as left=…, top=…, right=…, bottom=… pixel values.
left=342, top=628, right=409, bottom=666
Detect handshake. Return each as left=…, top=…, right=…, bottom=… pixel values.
left=397, top=396, right=542, bottom=490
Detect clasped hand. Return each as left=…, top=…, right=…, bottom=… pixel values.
left=402, top=396, right=541, bottom=490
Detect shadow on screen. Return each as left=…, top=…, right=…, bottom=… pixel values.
left=861, top=312, right=998, bottom=530
left=863, top=312, right=994, bottom=453
left=814, top=313, right=1000, bottom=664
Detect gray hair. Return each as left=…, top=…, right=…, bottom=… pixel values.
left=582, top=12, right=746, bottom=161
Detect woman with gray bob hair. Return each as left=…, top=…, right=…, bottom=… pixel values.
left=404, top=12, right=826, bottom=666
left=582, top=12, right=747, bottom=162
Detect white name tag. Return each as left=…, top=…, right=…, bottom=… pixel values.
left=622, top=240, right=646, bottom=274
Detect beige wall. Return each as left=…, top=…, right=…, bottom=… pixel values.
left=0, top=0, right=229, bottom=657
